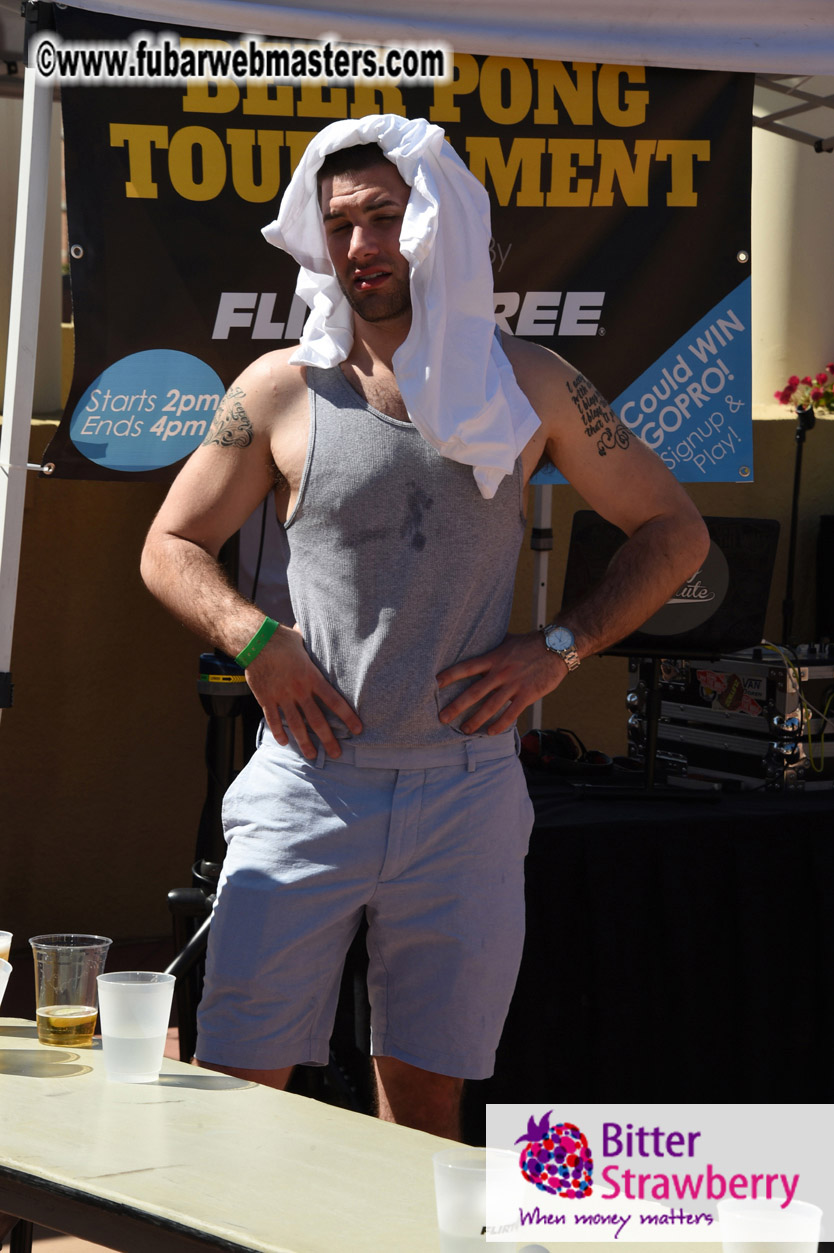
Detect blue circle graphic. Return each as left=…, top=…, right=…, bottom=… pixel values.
left=69, top=349, right=225, bottom=472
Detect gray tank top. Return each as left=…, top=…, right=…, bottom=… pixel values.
left=284, top=366, right=527, bottom=747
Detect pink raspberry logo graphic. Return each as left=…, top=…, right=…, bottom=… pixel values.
left=515, top=1112, right=594, bottom=1198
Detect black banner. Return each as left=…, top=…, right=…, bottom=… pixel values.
left=45, top=8, right=754, bottom=483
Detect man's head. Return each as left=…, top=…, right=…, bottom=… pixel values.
left=315, top=142, right=395, bottom=202
left=317, top=143, right=412, bottom=328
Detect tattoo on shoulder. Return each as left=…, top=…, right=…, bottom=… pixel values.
left=203, top=385, right=253, bottom=448
left=566, top=373, right=630, bottom=458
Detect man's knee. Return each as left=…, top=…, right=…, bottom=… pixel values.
left=374, top=1055, right=463, bottom=1138
left=195, top=1057, right=294, bottom=1090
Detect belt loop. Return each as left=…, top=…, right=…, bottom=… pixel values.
left=465, top=740, right=477, bottom=773
left=313, top=741, right=326, bottom=770
left=513, top=726, right=522, bottom=756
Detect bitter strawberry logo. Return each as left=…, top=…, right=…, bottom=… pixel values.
left=515, top=1112, right=594, bottom=1198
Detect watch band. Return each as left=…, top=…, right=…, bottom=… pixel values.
left=558, top=644, right=581, bottom=672
left=543, top=623, right=581, bottom=672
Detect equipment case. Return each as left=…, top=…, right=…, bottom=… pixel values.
left=627, top=646, right=834, bottom=790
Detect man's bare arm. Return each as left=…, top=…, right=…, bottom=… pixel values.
left=437, top=339, right=710, bottom=734
left=140, top=356, right=362, bottom=757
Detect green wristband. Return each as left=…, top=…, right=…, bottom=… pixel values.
left=235, top=617, right=280, bottom=668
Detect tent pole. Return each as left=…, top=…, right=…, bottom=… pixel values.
left=0, top=50, right=54, bottom=721
left=528, top=482, right=552, bottom=731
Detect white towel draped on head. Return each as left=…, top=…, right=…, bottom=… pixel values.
left=261, top=114, right=540, bottom=499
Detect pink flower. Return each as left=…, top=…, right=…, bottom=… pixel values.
left=827, top=363, right=834, bottom=373
left=816, top=372, right=828, bottom=385
left=779, top=388, right=793, bottom=404
left=801, top=375, right=813, bottom=385
left=788, top=375, right=801, bottom=388
left=811, top=388, right=824, bottom=401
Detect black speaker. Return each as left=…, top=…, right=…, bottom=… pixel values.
left=562, top=512, right=780, bottom=657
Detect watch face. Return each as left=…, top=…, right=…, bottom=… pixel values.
left=545, top=625, right=574, bottom=652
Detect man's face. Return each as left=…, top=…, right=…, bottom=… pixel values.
left=320, top=160, right=412, bottom=327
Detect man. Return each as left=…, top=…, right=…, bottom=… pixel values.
left=141, top=116, right=708, bottom=1139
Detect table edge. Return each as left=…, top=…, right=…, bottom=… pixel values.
left=0, top=1164, right=269, bottom=1253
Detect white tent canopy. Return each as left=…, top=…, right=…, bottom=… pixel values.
left=58, top=0, right=834, bottom=75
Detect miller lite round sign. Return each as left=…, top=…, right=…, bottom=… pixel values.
left=638, top=543, right=730, bottom=636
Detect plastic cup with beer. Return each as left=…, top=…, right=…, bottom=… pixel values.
left=0, top=931, right=12, bottom=962
left=97, top=971, right=176, bottom=1083
left=29, top=934, right=112, bottom=1046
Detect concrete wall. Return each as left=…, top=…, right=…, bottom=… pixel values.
left=1, top=418, right=209, bottom=949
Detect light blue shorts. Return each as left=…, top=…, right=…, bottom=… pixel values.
left=196, top=726, right=534, bottom=1079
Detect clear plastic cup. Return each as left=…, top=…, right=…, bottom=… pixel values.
left=718, top=1198, right=822, bottom=1253
left=0, top=958, right=11, bottom=1009
left=97, top=971, right=176, bottom=1083
left=29, top=934, right=112, bottom=1046
left=432, top=1147, right=521, bottom=1252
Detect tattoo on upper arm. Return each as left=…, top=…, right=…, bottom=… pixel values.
left=566, top=373, right=630, bottom=457
left=203, top=386, right=253, bottom=448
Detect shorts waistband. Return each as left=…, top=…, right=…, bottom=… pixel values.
left=313, top=728, right=520, bottom=772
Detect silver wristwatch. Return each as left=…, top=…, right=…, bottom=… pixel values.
left=543, top=623, right=581, bottom=672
